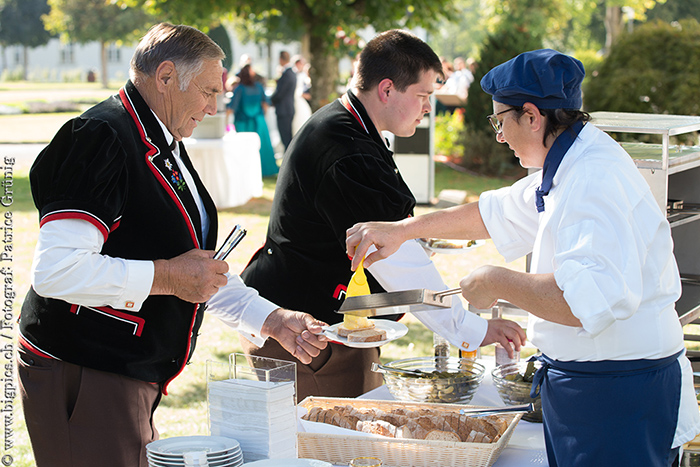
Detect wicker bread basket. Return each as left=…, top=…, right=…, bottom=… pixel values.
left=298, top=397, right=522, bottom=467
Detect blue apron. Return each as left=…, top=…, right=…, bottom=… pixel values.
left=530, top=351, right=682, bottom=467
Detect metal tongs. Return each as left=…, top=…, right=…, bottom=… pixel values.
left=214, top=224, right=247, bottom=260
left=370, top=362, right=428, bottom=377
left=337, top=287, right=462, bottom=317
left=458, top=403, right=534, bottom=417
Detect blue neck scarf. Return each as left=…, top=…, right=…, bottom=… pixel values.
left=535, top=120, right=584, bottom=213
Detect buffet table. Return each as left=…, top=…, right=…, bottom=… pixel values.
left=184, top=132, right=263, bottom=209
left=356, top=356, right=548, bottom=467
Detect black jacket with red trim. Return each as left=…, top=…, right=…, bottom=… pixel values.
left=20, top=81, right=218, bottom=387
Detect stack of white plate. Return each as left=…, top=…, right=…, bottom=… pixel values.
left=208, top=379, right=296, bottom=462
left=146, top=435, right=243, bottom=467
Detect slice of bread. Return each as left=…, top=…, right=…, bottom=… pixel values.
left=347, top=328, right=387, bottom=342
left=337, top=321, right=375, bottom=337
left=425, top=430, right=461, bottom=442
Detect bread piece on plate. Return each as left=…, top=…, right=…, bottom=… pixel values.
left=347, top=328, right=387, bottom=342
left=425, top=430, right=461, bottom=442
left=337, top=321, right=375, bottom=337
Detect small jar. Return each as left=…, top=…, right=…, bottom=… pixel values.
left=433, top=333, right=450, bottom=358
left=495, top=341, right=520, bottom=367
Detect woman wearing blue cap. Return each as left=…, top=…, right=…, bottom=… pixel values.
left=347, top=49, right=700, bottom=466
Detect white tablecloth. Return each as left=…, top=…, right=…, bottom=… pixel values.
left=184, top=132, right=263, bottom=209
left=356, top=357, right=548, bottom=467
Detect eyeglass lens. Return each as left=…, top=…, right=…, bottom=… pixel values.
left=487, top=107, right=517, bottom=134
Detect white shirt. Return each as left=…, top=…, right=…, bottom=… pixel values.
left=478, top=122, right=700, bottom=446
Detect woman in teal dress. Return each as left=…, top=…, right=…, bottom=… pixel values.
left=228, top=64, right=278, bottom=176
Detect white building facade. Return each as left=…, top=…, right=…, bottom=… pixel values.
left=1, top=29, right=301, bottom=84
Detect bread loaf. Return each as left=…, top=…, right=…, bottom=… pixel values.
left=302, top=404, right=507, bottom=444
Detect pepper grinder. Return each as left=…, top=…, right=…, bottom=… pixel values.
left=433, top=333, right=450, bottom=372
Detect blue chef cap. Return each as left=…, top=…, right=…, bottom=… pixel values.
left=480, top=49, right=585, bottom=110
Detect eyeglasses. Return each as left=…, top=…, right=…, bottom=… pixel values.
left=487, top=107, right=518, bottom=134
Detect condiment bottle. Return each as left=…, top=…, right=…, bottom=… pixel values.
left=433, top=333, right=450, bottom=358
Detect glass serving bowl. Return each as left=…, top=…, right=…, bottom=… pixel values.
left=491, top=361, right=543, bottom=423
left=381, top=356, right=485, bottom=404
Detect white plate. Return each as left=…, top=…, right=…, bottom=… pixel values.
left=147, top=451, right=242, bottom=462
left=323, top=320, right=408, bottom=348
left=242, top=459, right=332, bottom=467
left=418, top=238, right=485, bottom=254
left=147, top=435, right=239, bottom=457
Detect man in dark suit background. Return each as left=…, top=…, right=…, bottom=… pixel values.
left=270, top=50, right=296, bottom=150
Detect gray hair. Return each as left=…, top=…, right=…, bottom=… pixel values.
left=130, top=23, right=225, bottom=91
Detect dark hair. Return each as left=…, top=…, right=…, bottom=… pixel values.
left=512, top=107, right=591, bottom=146
left=238, top=64, right=254, bottom=86
left=130, top=23, right=224, bottom=90
left=354, top=29, right=443, bottom=93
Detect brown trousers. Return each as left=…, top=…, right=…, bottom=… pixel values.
left=18, top=345, right=161, bottom=467
left=239, top=334, right=384, bottom=401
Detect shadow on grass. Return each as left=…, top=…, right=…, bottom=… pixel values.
left=159, top=380, right=208, bottom=409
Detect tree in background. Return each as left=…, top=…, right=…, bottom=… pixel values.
left=208, top=24, right=233, bottom=73
left=119, top=0, right=457, bottom=110
left=456, top=0, right=565, bottom=176
left=43, top=0, right=153, bottom=88
left=0, top=0, right=52, bottom=80
left=227, top=8, right=305, bottom=83
left=430, top=0, right=488, bottom=62
left=585, top=19, right=700, bottom=122
left=602, top=0, right=666, bottom=52
left=459, top=27, right=542, bottom=176
left=646, top=0, right=700, bottom=22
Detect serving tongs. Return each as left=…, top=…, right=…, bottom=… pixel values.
left=458, top=403, right=534, bottom=417
left=370, top=361, right=428, bottom=377
left=337, top=287, right=462, bottom=317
